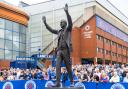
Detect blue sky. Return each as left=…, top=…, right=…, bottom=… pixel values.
left=4, top=0, right=128, bottom=17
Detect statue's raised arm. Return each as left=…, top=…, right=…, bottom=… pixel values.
left=64, top=4, right=73, bottom=31
left=42, top=16, right=58, bottom=34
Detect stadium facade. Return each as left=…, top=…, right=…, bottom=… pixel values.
left=0, top=1, right=29, bottom=68
left=22, top=0, right=128, bottom=65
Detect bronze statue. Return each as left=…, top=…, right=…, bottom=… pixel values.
left=42, top=4, right=74, bottom=87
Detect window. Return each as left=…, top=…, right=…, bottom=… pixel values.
left=19, top=52, right=26, bottom=56
left=0, top=49, right=4, bottom=59
left=111, top=41, right=114, bottom=45
left=97, top=48, right=101, bottom=53
left=118, top=54, right=121, bottom=57
left=13, top=22, right=19, bottom=32
left=112, top=52, right=114, bottom=56
left=20, top=43, right=26, bottom=52
left=13, top=32, right=19, bottom=42
left=115, top=42, right=117, bottom=46
left=19, top=25, right=26, bottom=34
left=117, top=54, right=119, bottom=57
left=97, top=35, right=100, bottom=40
left=109, top=51, right=111, bottom=55
left=0, top=38, right=4, bottom=48
left=0, top=29, right=4, bottom=39
left=96, top=35, right=99, bottom=39
left=108, top=40, right=110, bottom=44
left=20, top=33, right=26, bottom=43
left=5, top=20, right=13, bottom=30
left=98, top=48, right=100, bottom=52
left=106, top=39, right=110, bottom=44
left=12, top=51, right=19, bottom=59
left=5, top=30, right=12, bottom=40
left=5, top=40, right=12, bottom=50
left=5, top=50, right=12, bottom=60
left=13, top=41, right=19, bottom=51
left=104, top=38, right=106, bottom=43
left=104, top=50, right=106, bottom=54
left=106, top=50, right=109, bottom=55
left=0, top=18, right=5, bottom=29
left=118, top=44, right=122, bottom=48
left=100, top=36, right=103, bottom=41
left=115, top=53, right=117, bottom=57
left=97, top=48, right=99, bottom=52
left=111, top=41, right=116, bottom=46
left=122, top=46, right=126, bottom=50
left=102, top=49, right=104, bottom=54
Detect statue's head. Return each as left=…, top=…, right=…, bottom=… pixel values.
left=60, top=19, right=67, bottom=29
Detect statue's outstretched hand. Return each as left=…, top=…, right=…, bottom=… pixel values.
left=64, top=4, right=68, bottom=12
left=42, top=16, right=46, bottom=22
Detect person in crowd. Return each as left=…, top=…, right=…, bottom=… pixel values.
left=72, top=69, right=79, bottom=82
left=43, top=72, right=49, bottom=80
left=19, top=70, right=25, bottom=80
left=26, top=69, right=33, bottom=80
left=0, top=75, right=4, bottom=81
left=100, top=72, right=109, bottom=82
left=47, top=65, right=52, bottom=79
left=93, top=75, right=100, bottom=83
left=109, top=71, right=120, bottom=83
left=16, top=68, right=21, bottom=80
left=123, top=72, right=128, bottom=82
left=7, top=72, right=14, bottom=80
left=36, top=69, right=43, bottom=79
left=80, top=70, right=90, bottom=82
left=0, top=63, right=128, bottom=84
left=94, top=68, right=101, bottom=78
left=61, top=67, right=68, bottom=86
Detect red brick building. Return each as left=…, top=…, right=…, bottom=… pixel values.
left=71, top=15, right=128, bottom=65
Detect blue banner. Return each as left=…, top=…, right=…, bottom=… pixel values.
left=0, top=80, right=128, bottom=89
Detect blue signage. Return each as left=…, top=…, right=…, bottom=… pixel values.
left=16, top=57, right=35, bottom=61
left=11, top=56, right=37, bottom=69
left=37, top=54, right=53, bottom=59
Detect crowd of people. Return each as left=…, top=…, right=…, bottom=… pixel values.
left=0, top=64, right=128, bottom=83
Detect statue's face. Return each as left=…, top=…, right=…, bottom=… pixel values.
left=60, top=20, right=67, bottom=29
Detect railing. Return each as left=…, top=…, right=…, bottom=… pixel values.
left=37, top=60, right=45, bottom=69
left=42, top=37, right=58, bottom=54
